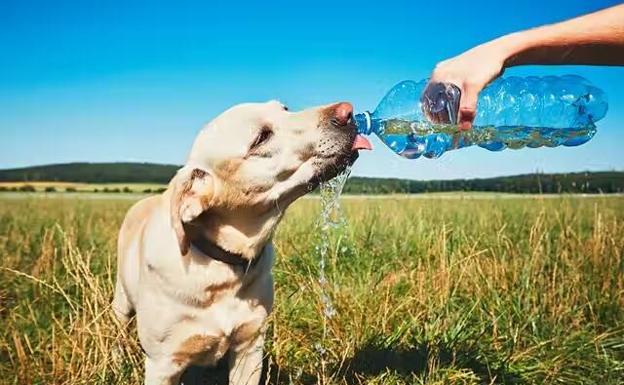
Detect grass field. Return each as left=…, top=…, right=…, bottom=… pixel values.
left=1, top=194, right=623, bottom=384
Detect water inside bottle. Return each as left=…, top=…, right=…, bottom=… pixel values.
left=376, top=118, right=597, bottom=159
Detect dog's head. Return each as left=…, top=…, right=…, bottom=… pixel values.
left=169, top=101, right=371, bottom=258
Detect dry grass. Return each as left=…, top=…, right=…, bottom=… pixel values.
left=1, top=194, right=623, bottom=384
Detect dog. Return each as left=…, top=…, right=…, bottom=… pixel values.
left=112, top=100, right=372, bottom=385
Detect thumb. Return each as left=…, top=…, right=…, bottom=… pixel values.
left=458, top=83, right=479, bottom=130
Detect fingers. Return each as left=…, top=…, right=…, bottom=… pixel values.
left=429, top=50, right=503, bottom=130
left=458, top=82, right=479, bottom=130
left=427, top=68, right=479, bottom=129
left=422, top=81, right=457, bottom=124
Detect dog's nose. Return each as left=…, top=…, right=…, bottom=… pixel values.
left=333, top=102, right=353, bottom=126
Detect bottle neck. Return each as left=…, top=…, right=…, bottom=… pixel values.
left=354, top=111, right=373, bottom=135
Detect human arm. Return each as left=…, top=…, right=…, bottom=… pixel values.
left=427, top=4, right=624, bottom=129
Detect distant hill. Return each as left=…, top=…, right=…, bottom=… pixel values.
left=0, top=162, right=623, bottom=194
left=0, top=162, right=179, bottom=184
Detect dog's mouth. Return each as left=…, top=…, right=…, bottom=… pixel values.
left=311, top=130, right=372, bottom=185
left=352, top=134, right=372, bottom=151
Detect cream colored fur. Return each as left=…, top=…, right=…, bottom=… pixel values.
left=112, top=100, right=358, bottom=385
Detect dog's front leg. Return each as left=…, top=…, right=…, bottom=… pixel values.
left=228, top=334, right=264, bottom=385
left=144, top=356, right=184, bottom=385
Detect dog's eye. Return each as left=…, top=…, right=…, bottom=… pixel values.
left=250, top=127, right=273, bottom=149
left=282, top=105, right=289, bottom=111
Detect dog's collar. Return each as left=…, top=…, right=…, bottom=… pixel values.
left=185, top=225, right=263, bottom=269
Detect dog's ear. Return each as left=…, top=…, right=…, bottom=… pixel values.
left=169, top=167, right=214, bottom=255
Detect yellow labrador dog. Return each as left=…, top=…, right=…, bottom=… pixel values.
left=112, top=101, right=371, bottom=385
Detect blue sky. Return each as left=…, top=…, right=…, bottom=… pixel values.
left=1, top=0, right=622, bottom=180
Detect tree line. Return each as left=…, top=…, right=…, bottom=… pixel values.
left=344, top=172, right=624, bottom=194
left=1, top=162, right=622, bottom=194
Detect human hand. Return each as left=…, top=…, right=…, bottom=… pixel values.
left=425, top=4, right=624, bottom=130
left=426, top=42, right=507, bottom=130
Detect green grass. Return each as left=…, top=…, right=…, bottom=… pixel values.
left=1, top=195, right=623, bottom=384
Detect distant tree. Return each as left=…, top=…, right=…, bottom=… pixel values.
left=0, top=186, right=8, bottom=192
left=19, top=185, right=36, bottom=192
left=122, top=187, right=132, bottom=193
left=44, top=186, right=56, bottom=192
left=65, top=187, right=77, bottom=193
left=143, top=188, right=153, bottom=193
left=0, top=162, right=623, bottom=194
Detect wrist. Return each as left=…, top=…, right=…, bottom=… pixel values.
left=489, top=31, right=534, bottom=68
left=491, top=28, right=541, bottom=69
left=497, top=27, right=551, bottom=69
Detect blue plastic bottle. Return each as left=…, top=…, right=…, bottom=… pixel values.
left=354, top=75, right=608, bottom=159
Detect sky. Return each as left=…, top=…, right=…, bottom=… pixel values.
left=1, top=0, right=623, bottom=180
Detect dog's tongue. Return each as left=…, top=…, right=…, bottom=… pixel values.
left=352, top=134, right=372, bottom=151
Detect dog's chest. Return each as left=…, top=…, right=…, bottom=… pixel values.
left=157, top=263, right=270, bottom=365
left=166, top=277, right=271, bottom=369
left=173, top=295, right=263, bottom=366
left=141, top=243, right=273, bottom=365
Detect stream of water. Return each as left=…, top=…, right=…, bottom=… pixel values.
left=314, top=165, right=351, bottom=383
